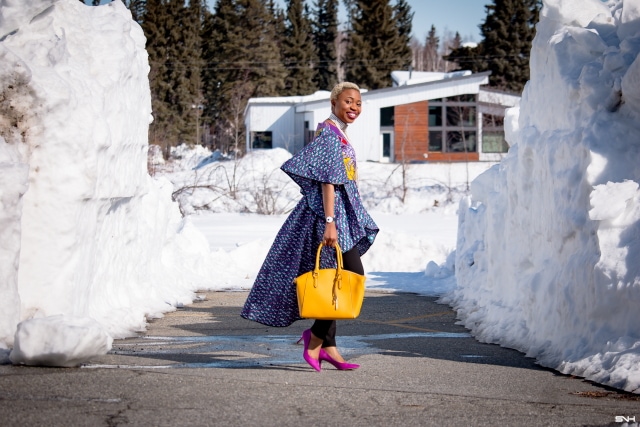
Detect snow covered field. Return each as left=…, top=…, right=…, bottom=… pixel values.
left=1, top=0, right=639, bottom=394
left=166, top=149, right=477, bottom=293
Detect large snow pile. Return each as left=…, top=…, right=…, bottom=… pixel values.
left=0, top=0, right=214, bottom=365
left=449, top=0, right=640, bottom=393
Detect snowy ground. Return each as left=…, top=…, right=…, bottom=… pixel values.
left=161, top=146, right=481, bottom=295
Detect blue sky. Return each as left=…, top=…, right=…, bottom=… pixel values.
left=271, top=0, right=487, bottom=43
left=407, top=1, right=486, bottom=42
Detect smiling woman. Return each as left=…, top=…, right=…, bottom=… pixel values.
left=241, top=81, right=379, bottom=372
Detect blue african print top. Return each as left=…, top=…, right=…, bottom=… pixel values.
left=240, top=121, right=379, bottom=327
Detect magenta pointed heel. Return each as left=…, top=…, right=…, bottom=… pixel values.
left=297, top=329, right=321, bottom=372
left=319, top=348, right=360, bottom=370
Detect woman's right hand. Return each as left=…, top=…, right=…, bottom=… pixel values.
left=323, top=222, right=337, bottom=247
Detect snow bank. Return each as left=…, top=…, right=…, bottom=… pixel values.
left=449, top=0, right=640, bottom=393
left=0, top=0, right=215, bottom=365
left=10, top=315, right=113, bottom=367
left=0, top=135, right=27, bottom=349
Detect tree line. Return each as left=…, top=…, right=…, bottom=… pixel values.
left=81, top=0, right=540, bottom=157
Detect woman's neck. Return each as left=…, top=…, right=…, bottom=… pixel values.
left=329, top=113, right=348, bottom=133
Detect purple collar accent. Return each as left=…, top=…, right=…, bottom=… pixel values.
left=321, top=121, right=347, bottom=141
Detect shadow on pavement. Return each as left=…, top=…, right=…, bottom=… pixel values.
left=91, top=292, right=548, bottom=373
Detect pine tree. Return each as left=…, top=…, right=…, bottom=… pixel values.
left=393, top=0, right=413, bottom=68
left=270, top=0, right=288, bottom=87
left=201, top=1, right=227, bottom=152
left=445, top=30, right=483, bottom=72
left=142, top=0, right=172, bottom=152
left=282, top=0, right=317, bottom=95
left=423, top=25, right=439, bottom=72
left=481, top=0, right=540, bottom=91
left=441, top=31, right=463, bottom=72
left=142, top=0, right=203, bottom=153
left=312, top=0, right=339, bottom=91
left=178, top=0, right=204, bottom=145
left=344, top=0, right=413, bottom=90
left=451, top=32, right=462, bottom=50
left=447, top=0, right=540, bottom=92
left=201, top=0, right=286, bottom=154
left=124, top=0, right=146, bottom=23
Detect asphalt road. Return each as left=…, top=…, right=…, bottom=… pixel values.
left=1, top=291, right=638, bottom=427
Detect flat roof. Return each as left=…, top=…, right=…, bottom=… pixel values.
left=245, top=71, right=494, bottom=115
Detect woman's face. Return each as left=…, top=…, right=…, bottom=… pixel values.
left=332, top=89, right=362, bottom=124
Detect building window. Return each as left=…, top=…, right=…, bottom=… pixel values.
left=482, top=114, right=508, bottom=153
left=428, top=95, right=478, bottom=154
left=382, top=132, right=392, bottom=158
left=251, top=131, right=272, bottom=149
left=446, top=105, right=476, bottom=127
left=429, top=106, right=442, bottom=126
left=381, top=107, right=394, bottom=126
left=429, top=130, right=443, bottom=152
left=447, top=131, right=477, bottom=152
left=482, top=132, right=509, bottom=153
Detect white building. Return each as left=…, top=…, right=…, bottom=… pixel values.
left=244, top=71, right=520, bottom=163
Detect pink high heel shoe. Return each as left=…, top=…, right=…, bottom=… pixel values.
left=296, top=329, right=321, bottom=372
left=319, top=348, right=360, bottom=370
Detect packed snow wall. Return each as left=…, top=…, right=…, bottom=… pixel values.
left=450, top=0, right=640, bottom=393
left=0, top=0, right=214, bottom=361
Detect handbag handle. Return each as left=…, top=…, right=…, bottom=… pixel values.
left=312, top=242, right=344, bottom=287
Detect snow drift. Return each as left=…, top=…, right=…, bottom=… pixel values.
left=450, top=0, right=640, bottom=393
left=0, top=0, right=214, bottom=365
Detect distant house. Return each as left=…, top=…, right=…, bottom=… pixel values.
left=244, top=71, right=520, bottom=163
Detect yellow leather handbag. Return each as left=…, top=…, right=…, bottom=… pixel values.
left=295, top=243, right=366, bottom=320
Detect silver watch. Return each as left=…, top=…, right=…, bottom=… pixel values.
left=325, top=216, right=334, bottom=223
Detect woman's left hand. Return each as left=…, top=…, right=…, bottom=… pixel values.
left=323, top=222, right=337, bottom=247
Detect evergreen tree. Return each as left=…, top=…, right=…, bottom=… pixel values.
left=178, top=0, right=204, bottom=144
left=142, top=0, right=203, bottom=153
left=441, top=31, right=463, bottom=72
left=342, top=0, right=357, bottom=31
left=282, top=0, right=317, bottom=95
left=423, top=25, right=439, bottom=72
left=201, top=0, right=286, bottom=154
left=344, top=0, right=413, bottom=90
left=482, top=0, right=540, bottom=91
left=201, top=0, right=234, bottom=152
left=451, top=32, right=462, bottom=50
left=124, top=0, right=146, bottom=23
left=393, top=0, right=413, bottom=68
left=312, top=0, right=339, bottom=91
left=142, top=0, right=172, bottom=151
left=447, top=0, right=540, bottom=92
left=267, top=0, right=287, bottom=78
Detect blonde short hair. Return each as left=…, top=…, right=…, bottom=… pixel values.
left=330, top=82, right=360, bottom=103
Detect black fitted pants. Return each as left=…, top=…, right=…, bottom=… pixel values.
left=310, top=246, right=364, bottom=348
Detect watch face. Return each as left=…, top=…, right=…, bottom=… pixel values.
left=326, top=216, right=334, bottom=223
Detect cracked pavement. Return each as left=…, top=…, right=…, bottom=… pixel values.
left=1, top=291, right=638, bottom=426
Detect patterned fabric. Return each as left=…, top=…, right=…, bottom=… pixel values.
left=240, top=122, right=379, bottom=327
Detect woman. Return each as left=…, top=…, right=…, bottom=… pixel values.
left=241, top=82, right=378, bottom=371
